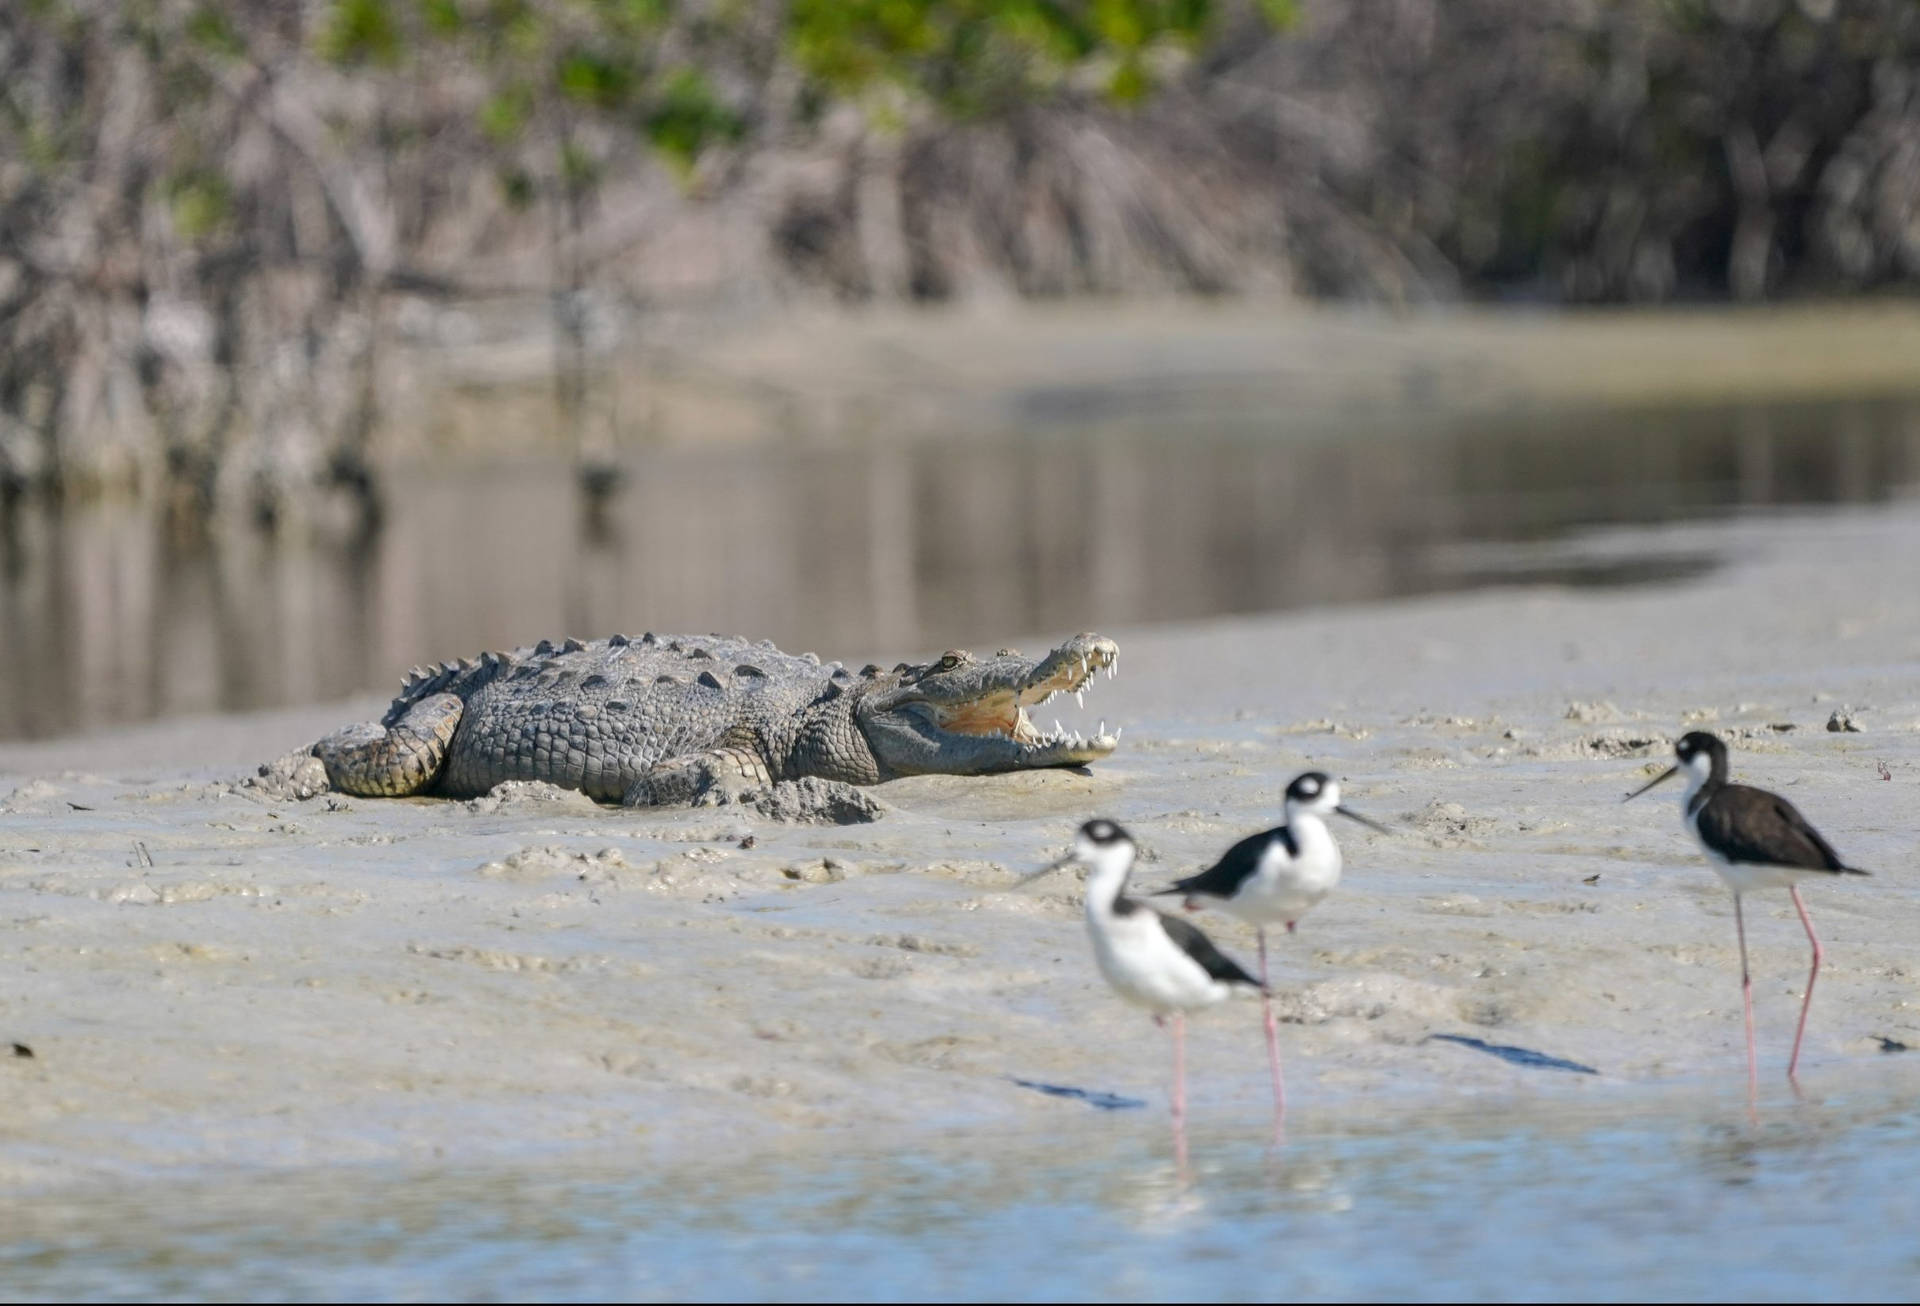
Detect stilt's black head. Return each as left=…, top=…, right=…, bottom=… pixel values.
left=1675, top=731, right=1729, bottom=784
left=1016, top=816, right=1136, bottom=889
left=1079, top=818, right=1132, bottom=847
left=1283, top=770, right=1390, bottom=834
left=1625, top=729, right=1729, bottom=802
left=1285, top=772, right=1331, bottom=806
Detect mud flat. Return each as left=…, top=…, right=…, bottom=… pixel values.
left=2, top=506, right=1918, bottom=1191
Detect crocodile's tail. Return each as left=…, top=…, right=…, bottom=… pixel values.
left=315, top=648, right=519, bottom=797
left=319, top=692, right=464, bottom=796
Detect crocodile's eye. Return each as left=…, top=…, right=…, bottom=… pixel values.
left=935, top=653, right=963, bottom=673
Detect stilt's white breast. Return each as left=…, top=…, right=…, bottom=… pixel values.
left=1086, top=907, right=1232, bottom=1015
left=1230, top=819, right=1342, bottom=926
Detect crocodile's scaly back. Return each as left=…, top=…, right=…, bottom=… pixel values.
left=438, top=634, right=838, bottom=800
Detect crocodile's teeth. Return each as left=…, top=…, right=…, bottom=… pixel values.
left=1075, top=689, right=1084, bottom=709
left=1114, top=727, right=1124, bottom=740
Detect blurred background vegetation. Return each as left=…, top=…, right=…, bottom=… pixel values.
left=4, top=0, right=1920, bottom=517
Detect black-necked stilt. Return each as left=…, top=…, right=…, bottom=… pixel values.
left=1156, top=772, right=1387, bottom=1119
left=1625, top=730, right=1870, bottom=1093
left=1022, top=819, right=1264, bottom=1144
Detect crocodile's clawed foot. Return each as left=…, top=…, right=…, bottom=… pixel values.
left=244, top=748, right=332, bottom=802
left=689, top=771, right=760, bottom=808
left=625, top=744, right=773, bottom=808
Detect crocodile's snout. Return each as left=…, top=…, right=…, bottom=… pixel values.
left=860, top=632, right=1122, bottom=773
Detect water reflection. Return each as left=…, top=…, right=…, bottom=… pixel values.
left=3, top=396, right=1918, bottom=739
left=4, top=1078, right=1920, bottom=1301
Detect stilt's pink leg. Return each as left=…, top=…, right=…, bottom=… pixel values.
left=1169, top=1012, right=1190, bottom=1171
left=1171, top=1012, right=1187, bottom=1128
left=1733, top=893, right=1758, bottom=1103
left=1153, top=1013, right=1188, bottom=1168
left=1787, top=886, right=1823, bottom=1082
left=1259, top=929, right=1286, bottom=1127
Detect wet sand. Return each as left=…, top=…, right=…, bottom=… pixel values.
left=2, top=506, right=1917, bottom=1191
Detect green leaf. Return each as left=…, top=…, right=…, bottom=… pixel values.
left=420, top=0, right=463, bottom=36
left=645, top=67, right=743, bottom=173
left=1107, top=51, right=1150, bottom=102
left=184, top=6, right=245, bottom=59
left=166, top=170, right=231, bottom=241
left=559, top=140, right=601, bottom=187
left=318, top=0, right=402, bottom=65
left=782, top=0, right=1269, bottom=116
left=498, top=167, right=537, bottom=209
left=480, top=85, right=534, bottom=142
left=1092, top=0, right=1147, bottom=51
left=607, top=0, right=671, bottom=31
left=1254, top=0, right=1298, bottom=28
left=558, top=52, right=636, bottom=109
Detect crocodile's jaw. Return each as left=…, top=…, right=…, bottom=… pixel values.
left=859, top=634, right=1121, bottom=777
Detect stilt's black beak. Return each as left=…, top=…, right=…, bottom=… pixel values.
left=1014, top=854, right=1078, bottom=888
left=1335, top=805, right=1392, bottom=835
left=1623, top=766, right=1678, bottom=802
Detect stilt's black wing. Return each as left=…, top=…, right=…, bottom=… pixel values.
left=1161, top=826, right=1292, bottom=900
left=1703, top=785, right=1870, bottom=874
left=1154, top=911, right=1264, bottom=989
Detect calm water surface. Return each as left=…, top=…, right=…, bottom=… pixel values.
left=3, top=395, right=1919, bottom=739
left=4, top=1077, right=1919, bottom=1301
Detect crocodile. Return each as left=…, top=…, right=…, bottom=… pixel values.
left=300, top=631, right=1121, bottom=806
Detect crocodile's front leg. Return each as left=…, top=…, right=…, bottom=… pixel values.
left=315, top=693, right=463, bottom=797
left=622, top=740, right=773, bottom=807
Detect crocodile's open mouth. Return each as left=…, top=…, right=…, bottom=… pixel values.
left=859, top=632, right=1122, bottom=775
left=930, top=640, right=1120, bottom=754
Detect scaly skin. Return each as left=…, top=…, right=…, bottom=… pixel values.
left=308, top=631, right=1121, bottom=806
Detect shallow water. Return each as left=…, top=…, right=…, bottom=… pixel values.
left=6, top=1072, right=1919, bottom=1301
left=4, top=394, right=1919, bottom=740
